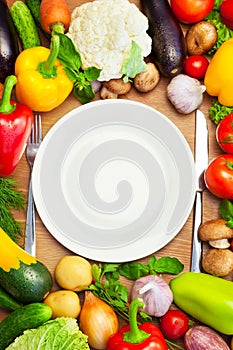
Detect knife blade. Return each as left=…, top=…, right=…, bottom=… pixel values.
left=190, top=109, right=209, bottom=272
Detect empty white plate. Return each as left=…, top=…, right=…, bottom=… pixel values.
left=32, top=100, right=196, bottom=262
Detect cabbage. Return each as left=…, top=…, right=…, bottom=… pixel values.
left=6, top=317, right=90, bottom=350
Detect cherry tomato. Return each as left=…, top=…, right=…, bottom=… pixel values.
left=216, top=113, right=233, bottom=155
left=184, top=55, right=209, bottom=80
left=220, top=0, right=233, bottom=30
left=204, top=154, right=233, bottom=199
left=160, top=310, right=189, bottom=340
left=170, top=0, right=214, bottom=24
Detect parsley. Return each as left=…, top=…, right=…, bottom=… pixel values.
left=0, top=177, right=25, bottom=241
left=209, top=98, right=233, bottom=125
left=89, top=255, right=184, bottom=322
left=55, top=33, right=101, bottom=104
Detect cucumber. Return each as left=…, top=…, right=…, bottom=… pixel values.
left=10, top=0, right=41, bottom=49
left=0, top=303, right=52, bottom=350
left=26, top=0, right=50, bottom=39
left=0, top=285, right=22, bottom=311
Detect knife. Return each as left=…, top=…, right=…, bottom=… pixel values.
left=190, top=109, right=209, bottom=272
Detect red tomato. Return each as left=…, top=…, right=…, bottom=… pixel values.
left=220, top=0, right=233, bottom=30
left=216, top=113, right=233, bottom=155
left=204, top=154, right=233, bottom=199
left=160, top=310, right=189, bottom=340
left=184, top=55, right=209, bottom=80
left=170, top=0, right=214, bottom=24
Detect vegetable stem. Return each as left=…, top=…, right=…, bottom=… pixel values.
left=0, top=76, right=17, bottom=114
left=38, top=35, right=59, bottom=78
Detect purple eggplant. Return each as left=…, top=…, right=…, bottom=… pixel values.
left=0, top=0, right=19, bottom=83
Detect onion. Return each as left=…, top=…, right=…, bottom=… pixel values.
left=131, top=275, right=173, bottom=317
left=79, top=291, right=119, bottom=350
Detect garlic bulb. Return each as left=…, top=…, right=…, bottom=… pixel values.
left=131, top=275, right=173, bottom=317
left=167, top=74, right=206, bottom=114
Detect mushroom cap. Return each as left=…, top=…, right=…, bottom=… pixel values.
left=198, top=219, right=233, bottom=241
left=104, top=79, right=131, bottom=95
left=202, top=248, right=233, bottom=277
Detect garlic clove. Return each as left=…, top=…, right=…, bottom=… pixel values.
left=167, top=74, right=206, bottom=114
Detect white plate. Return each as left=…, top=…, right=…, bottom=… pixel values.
left=32, top=100, right=196, bottom=262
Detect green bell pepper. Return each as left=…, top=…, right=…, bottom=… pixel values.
left=170, top=272, right=233, bottom=335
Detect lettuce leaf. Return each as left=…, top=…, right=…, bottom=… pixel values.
left=6, top=317, right=90, bottom=350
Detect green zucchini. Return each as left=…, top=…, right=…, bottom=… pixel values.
left=0, top=227, right=53, bottom=304
left=0, top=285, right=22, bottom=311
left=0, top=302, right=52, bottom=350
left=10, top=0, right=41, bottom=49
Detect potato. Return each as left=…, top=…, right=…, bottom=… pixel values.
left=44, top=290, right=81, bottom=318
left=55, top=255, right=93, bottom=291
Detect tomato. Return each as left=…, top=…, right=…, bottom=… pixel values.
left=216, top=113, right=233, bottom=155
left=220, top=0, right=233, bottom=30
left=170, top=0, right=214, bottom=24
left=160, top=310, right=189, bottom=340
left=204, top=154, right=233, bottom=199
left=184, top=55, right=209, bottom=80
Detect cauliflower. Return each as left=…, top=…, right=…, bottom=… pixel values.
left=67, top=0, right=152, bottom=81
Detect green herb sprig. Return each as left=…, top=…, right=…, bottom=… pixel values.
left=89, top=255, right=184, bottom=323
left=0, top=177, right=25, bottom=241
left=55, top=32, right=101, bottom=104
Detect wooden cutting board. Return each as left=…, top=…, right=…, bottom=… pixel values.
left=1, top=0, right=222, bottom=330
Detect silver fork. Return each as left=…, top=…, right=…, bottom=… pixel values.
left=25, top=114, right=43, bottom=257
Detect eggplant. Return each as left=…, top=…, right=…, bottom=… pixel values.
left=141, top=0, right=186, bottom=77
left=0, top=0, right=19, bottom=83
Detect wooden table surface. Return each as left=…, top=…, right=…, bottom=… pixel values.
left=1, top=0, right=222, bottom=327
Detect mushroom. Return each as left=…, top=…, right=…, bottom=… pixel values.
left=198, top=219, right=233, bottom=248
left=202, top=248, right=233, bottom=277
left=185, top=21, right=218, bottom=56
left=100, top=86, right=118, bottom=99
left=104, top=78, right=131, bottom=95
left=133, top=62, right=160, bottom=92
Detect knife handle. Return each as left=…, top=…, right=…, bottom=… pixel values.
left=191, top=191, right=203, bottom=272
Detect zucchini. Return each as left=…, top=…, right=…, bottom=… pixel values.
left=0, top=0, right=19, bottom=83
left=0, top=302, right=52, bottom=350
left=9, top=0, right=41, bottom=49
left=0, top=227, right=52, bottom=304
left=0, top=285, right=22, bottom=311
left=141, top=0, right=186, bottom=77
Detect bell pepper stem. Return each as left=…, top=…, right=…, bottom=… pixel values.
left=38, top=34, right=60, bottom=78
left=123, top=298, right=150, bottom=344
left=0, top=75, right=17, bottom=114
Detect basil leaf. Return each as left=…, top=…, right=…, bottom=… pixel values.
left=84, top=66, right=102, bottom=82
left=118, top=262, right=149, bottom=280
left=56, top=33, right=82, bottom=70
left=154, top=257, right=184, bottom=274
left=74, top=82, right=95, bottom=104
left=220, top=199, right=233, bottom=228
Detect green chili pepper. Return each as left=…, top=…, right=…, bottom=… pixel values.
left=170, top=272, right=233, bottom=335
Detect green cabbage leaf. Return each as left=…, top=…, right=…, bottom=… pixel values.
left=6, top=317, right=90, bottom=350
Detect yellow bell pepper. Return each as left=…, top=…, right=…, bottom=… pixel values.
left=204, top=38, right=233, bottom=107
left=15, top=35, right=73, bottom=112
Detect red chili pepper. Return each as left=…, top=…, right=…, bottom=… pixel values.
left=107, top=298, right=168, bottom=350
left=0, top=75, right=33, bottom=177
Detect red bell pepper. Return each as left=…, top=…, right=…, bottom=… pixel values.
left=107, top=298, right=168, bottom=350
left=0, top=75, right=33, bottom=177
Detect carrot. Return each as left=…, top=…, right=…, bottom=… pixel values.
left=40, top=0, right=71, bottom=34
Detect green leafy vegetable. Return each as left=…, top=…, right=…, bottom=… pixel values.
left=220, top=199, right=233, bottom=228
left=209, top=98, right=233, bottom=124
left=206, top=0, right=233, bottom=56
left=89, top=255, right=183, bottom=322
left=6, top=317, right=89, bottom=350
left=55, top=33, right=101, bottom=104
left=121, top=41, right=146, bottom=82
left=0, top=177, right=25, bottom=241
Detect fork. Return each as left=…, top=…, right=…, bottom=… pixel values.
left=25, top=114, right=43, bottom=257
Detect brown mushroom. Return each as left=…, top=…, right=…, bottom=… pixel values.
left=198, top=219, right=233, bottom=242
left=202, top=248, right=233, bottom=277
left=100, top=86, right=118, bottom=99
left=133, top=62, right=160, bottom=93
left=104, top=78, right=131, bottom=95
left=185, top=21, right=218, bottom=56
